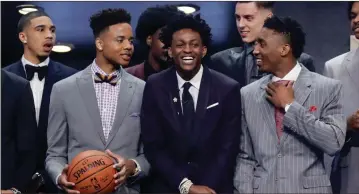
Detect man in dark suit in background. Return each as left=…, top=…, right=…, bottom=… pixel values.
left=3, top=10, right=77, bottom=192
left=1, top=69, right=37, bottom=194
left=141, top=14, right=241, bottom=194
left=126, top=5, right=184, bottom=80
left=210, top=1, right=315, bottom=87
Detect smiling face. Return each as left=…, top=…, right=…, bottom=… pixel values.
left=235, top=2, right=272, bottom=43
left=19, top=16, right=56, bottom=58
left=253, top=27, right=287, bottom=73
left=350, top=2, right=359, bottom=39
left=168, top=28, right=207, bottom=79
left=97, top=22, right=134, bottom=67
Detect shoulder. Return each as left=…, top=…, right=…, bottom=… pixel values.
left=2, top=69, right=28, bottom=87
left=210, top=47, right=244, bottom=60
left=50, top=60, right=78, bottom=75
left=324, top=52, right=350, bottom=69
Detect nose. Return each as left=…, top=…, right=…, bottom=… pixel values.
left=354, top=15, right=359, bottom=24
left=123, top=39, right=133, bottom=51
left=46, top=29, right=54, bottom=39
left=253, top=43, right=260, bottom=57
left=238, top=18, right=246, bottom=30
left=183, top=44, right=192, bottom=53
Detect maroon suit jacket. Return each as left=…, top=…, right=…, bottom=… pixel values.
left=125, top=62, right=145, bottom=80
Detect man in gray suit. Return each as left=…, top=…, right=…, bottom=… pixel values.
left=234, top=16, right=346, bottom=193
left=323, top=2, right=359, bottom=193
left=46, top=8, right=149, bottom=194
left=209, top=1, right=315, bottom=88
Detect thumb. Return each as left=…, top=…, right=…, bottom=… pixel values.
left=287, top=81, right=294, bottom=88
left=62, top=164, right=69, bottom=173
left=105, top=149, right=119, bottom=162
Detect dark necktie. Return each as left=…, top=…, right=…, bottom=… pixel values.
left=274, top=80, right=290, bottom=142
left=25, top=64, right=48, bottom=81
left=94, top=72, right=118, bottom=86
left=182, top=82, right=195, bottom=136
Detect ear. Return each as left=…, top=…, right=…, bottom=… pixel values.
left=168, top=47, right=173, bottom=58
left=19, top=32, right=27, bottom=44
left=95, top=38, right=104, bottom=51
left=280, top=44, right=291, bottom=57
left=201, top=46, right=208, bottom=58
left=146, top=35, right=152, bottom=47
left=267, top=12, right=273, bottom=18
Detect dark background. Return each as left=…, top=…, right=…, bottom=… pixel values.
left=1, top=1, right=351, bottom=73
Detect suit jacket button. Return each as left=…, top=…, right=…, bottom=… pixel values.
left=278, top=154, right=282, bottom=158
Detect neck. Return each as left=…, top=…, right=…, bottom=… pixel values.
left=95, top=54, right=119, bottom=74
left=273, top=58, right=296, bottom=78
left=147, top=53, right=161, bottom=72
left=23, top=49, right=46, bottom=64
left=177, top=64, right=201, bottom=81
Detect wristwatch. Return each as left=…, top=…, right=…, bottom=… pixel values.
left=284, top=103, right=292, bottom=112
left=10, top=188, right=21, bottom=194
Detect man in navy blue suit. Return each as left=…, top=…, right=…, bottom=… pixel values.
left=3, top=10, right=77, bottom=193
left=141, top=14, right=241, bottom=194
left=1, top=69, right=37, bottom=194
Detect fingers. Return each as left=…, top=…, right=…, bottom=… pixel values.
left=267, top=82, right=277, bottom=91
left=206, top=187, right=216, bottom=194
left=265, top=86, right=275, bottom=97
left=62, top=164, right=69, bottom=173
left=287, top=80, right=294, bottom=88
left=105, top=149, right=119, bottom=162
left=59, top=175, right=79, bottom=194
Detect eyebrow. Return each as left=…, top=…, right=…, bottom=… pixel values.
left=34, top=24, right=56, bottom=29
left=116, top=36, right=134, bottom=40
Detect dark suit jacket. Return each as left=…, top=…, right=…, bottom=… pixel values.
left=141, top=66, right=241, bottom=193
left=1, top=70, right=37, bottom=191
left=209, top=47, right=316, bottom=85
left=3, top=60, right=77, bottom=191
left=125, top=62, right=145, bottom=80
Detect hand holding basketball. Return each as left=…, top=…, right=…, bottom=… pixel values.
left=58, top=165, right=80, bottom=194
left=105, top=150, right=127, bottom=189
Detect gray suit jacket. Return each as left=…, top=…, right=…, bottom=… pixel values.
left=45, top=64, right=150, bottom=193
left=323, top=49, right=359, bottom=194
left=235, top=65, right=346, bottom=193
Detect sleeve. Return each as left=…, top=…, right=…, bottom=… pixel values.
left=141, top=80, right=187, bottom=190
left=14, top=82, right=38, bottom=191
left=45, top=84, right=68, bottom=185
left=234, top=89, right=256, bottom=194
left=283, top=82, right=346, bottom=156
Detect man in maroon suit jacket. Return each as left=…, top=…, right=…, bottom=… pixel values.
left=126, top=5, right=184, bottom=80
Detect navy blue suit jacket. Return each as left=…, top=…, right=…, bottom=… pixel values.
left=1, top=70, right=37, bottom=191
left=3, top=60, right=77, bottom=191
left=141, top=65, right=241, bottom=193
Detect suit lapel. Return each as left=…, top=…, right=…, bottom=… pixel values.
left=77, top=66, right=106, bottom=145
left=11, top=61, right=27, bottom=79
left=192, top=66, right=211, bottom=142
left=106, top=70, right=135, bottom=147
left=344, top=49, right=359, bottom=93
left=281, top=66, right=312, bottom=144
left=164, top=67, right=182, bottom=133
left=259, top=76, right=279, bottom=141
left=38, top=60, right=60, bottom=129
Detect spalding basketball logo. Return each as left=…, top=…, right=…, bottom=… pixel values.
left=67, top=150, right=116, bottom=194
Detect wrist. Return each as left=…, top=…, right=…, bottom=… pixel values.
left=282, top=100, right=294, bottom=109
left=10, top=188, right=21, bottom=194
left=126, top=159, right=137, bottom=176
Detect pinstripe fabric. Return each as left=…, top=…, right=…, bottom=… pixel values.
left=234, top=65, right=346, bottom=193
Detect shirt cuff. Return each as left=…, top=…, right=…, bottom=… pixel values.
left=129, top=159, right=141, bottom=177
left=179, top=178, right=193, bottom=194
left=55, top=173, right=62, bottom=190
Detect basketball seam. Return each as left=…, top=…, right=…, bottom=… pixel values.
left=74, top=163, right=114, bottom=185
left=68, top=154, right=114, bottom=178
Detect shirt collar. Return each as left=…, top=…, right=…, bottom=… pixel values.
left=91, top=59, right=121, bottom=78
left=176, top=65, right=203, bottom=90
left=22, top=55, right=50, bottom=68
left=272, top=62, right=302, bottom=82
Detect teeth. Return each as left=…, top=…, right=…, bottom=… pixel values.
left=182, top=57, right=193, bottom=60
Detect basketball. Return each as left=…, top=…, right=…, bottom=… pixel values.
left=67, top=150, right=116, bottom=194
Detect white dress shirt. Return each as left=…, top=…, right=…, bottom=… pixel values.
left=175, top=65, right=204, bottom=193
left=271, top=62, right=302, bottom=112
left=22, top=55, right=50, bottom=124
left=176, top=65, right=203, bottom=112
